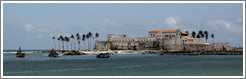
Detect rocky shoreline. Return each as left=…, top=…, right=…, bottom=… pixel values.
left=33, top=50, right=243, bottom=55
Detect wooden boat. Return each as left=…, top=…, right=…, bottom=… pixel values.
left=49, top=49, right=58, bottom=57
left=97, top=53, right=110, bottom=58
left=16, top=46, right=25, bottom=58
left=64, top=50, right=86, bottom=55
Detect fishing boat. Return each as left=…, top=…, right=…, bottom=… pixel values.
left=97, top=53, right=110, bottom=58
left=49, top=49, right=58, bottom=57
left=16, top=46, right=25, bottom=58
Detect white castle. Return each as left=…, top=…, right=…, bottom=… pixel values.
left=96, top=29, right=230, bottom=51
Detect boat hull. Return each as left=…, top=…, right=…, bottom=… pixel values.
left=96, top=53, right=110, bottom=58
left=49, top=54, right=58, bottom=57
left=16, top=53, right=25, bottom=58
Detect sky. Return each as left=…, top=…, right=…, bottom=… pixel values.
left=3, top=3, right=244, bottom=49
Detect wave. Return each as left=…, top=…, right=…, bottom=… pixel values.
left=4, top=64, right=155, bottom=74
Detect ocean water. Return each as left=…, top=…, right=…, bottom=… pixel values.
left=3, top=52, right=243, bottom=76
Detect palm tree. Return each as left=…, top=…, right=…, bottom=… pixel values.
left=192, top=31, right=196, bottom=38
left=204, top=31, right=209, bottom=43
left=78, top=40, right=81, bottom=50
left=80, top=34, right=85, bottom=50
left=196, top=34, right=201, bottom=38
left=185, top=31, right=189, bottom=36
left=70, top=34, right=74, bottom=50
left=86, top=34, right=90, bottom=50
left=88, top=32, right=92, bottom=49
left=77, top=36, right=81, bottom=50
left=95, top=33, right=99, bottom=49
left=211, top=34, right=214, bottom=43
left=92, top=37, right=95, bottom=49
left=82, top=34, right=86, bottom=50
left=76, top=33, right=80, bottom=50
left=65, top=36, right=70, bottom=50
left=211, top=34, right=215, bottom=50
left=198, top=30, right=204, bottom=38
left=59, top=35, right=65, bottom=51
left=52, top=36, right=56, bottom=49
left=57, top=37, right=61, bottom=50
left=95, top=33, right=99, bottom=40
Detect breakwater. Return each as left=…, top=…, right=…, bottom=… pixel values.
left=31, top=49, right=243, bottom=55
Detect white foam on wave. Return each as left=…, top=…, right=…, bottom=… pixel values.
left=3, top=51, right=35, bottom=53
left=3, top=52, right=16, bottom=53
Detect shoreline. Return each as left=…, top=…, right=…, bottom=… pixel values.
left=29, top=49, right=243, bottom=55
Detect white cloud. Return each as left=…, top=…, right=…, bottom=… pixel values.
left=102, top=18, right=124, bottom=27
left=24, top=24, right=34, bottom=32
left=24, top=22, right=68, bottom=39
left=81, top=18, right=127, bottom=35
left=207, top=19, right=243, bottom=34
left=165, top=16, right=181, bottom=28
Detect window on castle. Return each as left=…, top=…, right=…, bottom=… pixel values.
left=165, top=35, right=168, bottom=37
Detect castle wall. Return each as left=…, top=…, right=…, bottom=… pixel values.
left=95, top=41, right=112, bottom=50
left=184, top=44, right=212, bottom=51
left=108, top=37, right=156, bottom=42
left=96, top=29, right=230, bottom=51
left=193, top=38, right=203, bottom=43
left=96, top=40, right=230, bottom=51
left=95, top=41, right=156, bottom=50
left=212, top=43, right=231, bottom=51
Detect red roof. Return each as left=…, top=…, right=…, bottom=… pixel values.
left=188, top=43, right=204, bottom=45
left=182, top=36, right=194, bottom=40
left=181, top=32, right=188, bottom=34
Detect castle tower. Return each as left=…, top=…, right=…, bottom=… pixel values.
left=119, top=35, right=126, bottom=38
left=107, top=34, right=115, bottom=40
left=176, top=29, right=181, bottom=38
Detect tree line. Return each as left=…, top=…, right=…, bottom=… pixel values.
left=52, top=32, right=99, bottom=50
left=185, top=30, right=215, bottom=43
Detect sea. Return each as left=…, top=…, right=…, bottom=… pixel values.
left=3, top=50, right=243, bottom=76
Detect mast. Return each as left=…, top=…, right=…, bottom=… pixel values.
left=18, top=46, right=21, bottom=53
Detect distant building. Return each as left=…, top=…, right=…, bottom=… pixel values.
left=95, top=29, right=231, bottom=51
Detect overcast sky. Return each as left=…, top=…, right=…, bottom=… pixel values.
left=3, top=3, right=243, bottom=49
